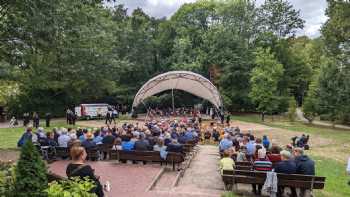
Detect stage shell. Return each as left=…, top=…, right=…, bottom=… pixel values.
left=132, top=71, right=223, bottom=111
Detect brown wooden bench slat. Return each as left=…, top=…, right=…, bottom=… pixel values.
left=222, top=175, right=325, bottom=189
left=222, top=170, right=326, bottom=190
left=112, top=150, right=185, bottom=170
left=235, top=161, right=252, bottom=166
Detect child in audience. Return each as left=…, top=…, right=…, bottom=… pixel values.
left=219, top=150, right=235, bottom=175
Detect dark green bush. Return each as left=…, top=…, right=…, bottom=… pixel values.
left=14, top=140, right=48, bottom=197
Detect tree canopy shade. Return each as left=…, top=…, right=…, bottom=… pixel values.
left=132, top=71, right=223, bottom=111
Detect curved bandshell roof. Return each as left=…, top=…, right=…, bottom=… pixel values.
left=132, top=71, right=223, bottom=109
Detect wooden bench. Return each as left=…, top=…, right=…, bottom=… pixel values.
left=110, top=150, right=185, bottom=170
left=97, top=144, right=113, bottom=159
left=222, top=170, right=325, bottom=193
left=86, top=147, right=100, bottom=161
left=54, top=147, right=69, bottom=159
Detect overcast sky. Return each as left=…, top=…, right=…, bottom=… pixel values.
left=112, top=0, right=328, bottom=38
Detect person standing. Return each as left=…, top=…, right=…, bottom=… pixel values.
left=105, top=110, right=111, bottom=125
left=33, top=112, right=40, bottom=128
left=45, top=112, right=51, bottom=127
left=72, top=111, right=77, bottom=125
left=226, top=113, right=231, bottom=124
left=112, top=108, right=118, bottom=124
left=66, top=108, right=71, bottom=125
left=23, top=112, right=30, bottom=127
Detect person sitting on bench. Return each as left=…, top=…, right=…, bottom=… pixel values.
left=252, top=148, right=272, bottom=195
left=66, top=146, right=104, bottom=197
left=219, top=149, right=235, bottom=175
left=274, top=150, right=297, bottom=197
left=219, top=134, right=233, bottom=152
left=166, top=139, right=183, bottom=153
left=293, top=147, right=315, bottom=197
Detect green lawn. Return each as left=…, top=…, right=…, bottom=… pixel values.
left=313, top=156, right=350, bottom=197
left=0, top=120, right=78, bottom=149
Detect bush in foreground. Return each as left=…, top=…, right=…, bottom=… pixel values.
left=14, top=140, right=48, bottom=196
left=47, top=177, right=97, bottom=197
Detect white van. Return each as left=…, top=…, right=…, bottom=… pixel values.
left=75, top=103, right=110, bottom=119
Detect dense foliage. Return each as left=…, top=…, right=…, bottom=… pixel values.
left=14, top=140, right=48, bottom=196
left=0, top=161, right=15, bottom=196
left=47, top=177, right=97, bottom=197
left=0, top=0, right=348, bottom=123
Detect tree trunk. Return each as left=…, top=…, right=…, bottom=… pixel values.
left=261, top=112, right=265, bottom=122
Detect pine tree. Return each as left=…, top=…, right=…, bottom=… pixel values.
left=14, top=140, right=48, bottom=197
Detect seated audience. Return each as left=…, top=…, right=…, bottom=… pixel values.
left=121, top=138, right=135, bottom=151
left=246, top=135, right=256, bottom=159
left=252, top=149, right=272, bottom=195
left=102, top=130, right=115, bottom=145
left=236, top=146, right=248, bottom=162
left=134, top=133, right=150, bottom=151
left=274, top=150, right=297, bottom=197
left=81, top=133, right=97, bottom=149
left=112, top=138, right=123, bottom=150
left=262, top=135, right=270, bottom=149
left=293, top=147, right=315, bottom=175
left=17, top=127, right=33, bottom=147
left=219, top=150, right=235, bottom=175
left=93, top=129, right=103, bottom=144
left=66, top=146, right=104, bottom=197
left=43, top=131, right=58, bottom=147
left=212, top=128, right=220, bottom=142
left=166, top=139, right=183, bottom=153
left=267, top=145, right=282, bottom=164
left=153, top=138, right=167, bottom=152
left=58, top=128, right=71, bottom=147
left=219, top=134, right=233, bottom=152
left=293, top=147, right=315, bottom=197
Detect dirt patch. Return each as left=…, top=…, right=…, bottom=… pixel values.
left=0, top=149, right=20, bottom=162
left=228, top=121, right=348, bottom=163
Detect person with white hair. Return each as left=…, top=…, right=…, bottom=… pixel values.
left=219, top=133, right=233, bottom=152
left=274, top=150, right=297, bottom=197
left=252, top=149, right=273, bottom=195
left=58, top=128, right=71, bottom=147
left=36, top=127, right=46, bottom=139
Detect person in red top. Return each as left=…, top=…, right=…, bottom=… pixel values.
left=267, top=145, right=282, bottom=167
left=252, top=149, right=272, bottom=195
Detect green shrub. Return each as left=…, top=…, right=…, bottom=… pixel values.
left=0, top=162, right=15, bottom=196
left=14, top=140, right=48, bottom=197
left=47, top=177, right=97, bottom=197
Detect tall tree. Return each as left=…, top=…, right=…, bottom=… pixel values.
left=249, top=47, right=284, bottom=121
left=258, top=0, right=305, bottom=38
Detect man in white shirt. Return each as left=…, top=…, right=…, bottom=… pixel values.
left=58, top=128, right=71, bottom=147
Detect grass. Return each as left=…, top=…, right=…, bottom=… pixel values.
left=0, top=120, right=78, bottom=149
left=312, top=156, right=350, bottom=197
